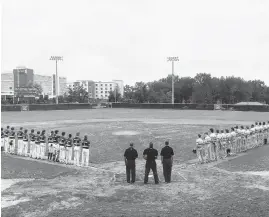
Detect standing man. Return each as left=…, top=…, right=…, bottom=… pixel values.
left=204, top=133, right=211, bottom=163
left=17, top=127, right=24, bottom=155
left=40, top=130, right=46, bottom=160
left=66, top=134, right=73, bottom=165
left=143, top=142, right=159, bottom=184
left=124, top=143, right=138, bottom=184
left=160, top=141, right=174, bottom=183
left=195, top=134, right=204, bottom=163
left=230, top=128, right=237, bottom=155
left=53, top=130, right=60, bottom=162
left=4, top=126, right=10, bottom=153
left=47, top=131, right=54, bottom=161
left=22, top=129, right=29, bottom=157
left=81, top=135, right=90, bottom=167
left=209, top=128, right=217, bottom=161
left=35, top=131, right=41, bottom=159
left=73, top=132, right=82, bottom=166
left=59, top=132, right=67, bottom=163
left=1, top=128, right=4, bottom=151
left=9, top=127, right=16, bottom=154
left=29, top=129, right=36, bottom=158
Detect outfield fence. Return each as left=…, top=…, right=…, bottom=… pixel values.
left=1, top=103, right=93, bottom=112
left=111, top=103, right=269, bottom=112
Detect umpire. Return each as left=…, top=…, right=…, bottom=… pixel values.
left=143, top=142, right=159, bottom=184
left=124, top=143, right=138, bottom=183
left=161, top=141, right=174, bottom=183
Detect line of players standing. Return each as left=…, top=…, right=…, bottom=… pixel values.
left=195, top=121, right=269, bottom=164
left=1, top=127, right=91, bottom=167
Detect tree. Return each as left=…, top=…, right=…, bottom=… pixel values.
left=108, top=87, right=122, bottom=102
left=66, top=84, right=89, bottom=103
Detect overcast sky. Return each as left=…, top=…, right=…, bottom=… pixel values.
left=1, top=0, right=269, bottom=85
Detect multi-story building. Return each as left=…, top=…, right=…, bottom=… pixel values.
left=1, top=72, right=14, bottom=100
left=1, top=67, right=67, bottom=99
left=66, top=80, right=124, bottom=100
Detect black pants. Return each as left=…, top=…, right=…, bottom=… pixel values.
left=144, top=161, right=159, bottom=184
left=126, top=160, right=136, bottom=183
left=163, top=158, right=172, bottom=183
left=48, top=152, right=53, bottom=160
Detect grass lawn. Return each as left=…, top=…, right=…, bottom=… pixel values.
left=1, top=109, right=269, bottom=217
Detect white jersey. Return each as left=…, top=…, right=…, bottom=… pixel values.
left=240, top=129, right=246, bottom=137
left=226, top=133, right=231, bottom=141
left=230, top=131, right=236, bottom=140
left=255, top=125, right=259, bottom=132
left=245, top=130, right=250, bottom=136
left=204, top=135, right=211, bottom=144
left=250, top=128, right=255, bottom=135
left=209, top=133, right=217, bottom=143
left=196, top=138, right=204, bottom=149
left=217, top=134, right=222, bottom=141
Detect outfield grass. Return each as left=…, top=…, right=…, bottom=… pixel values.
left=1, top=109, right=269, bottom=217
left=1, top=109, right=264, bottom=163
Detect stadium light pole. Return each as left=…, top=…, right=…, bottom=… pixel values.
left=167, top=57, right=179, bottom=104
left=49, top=56, right=63, bottom=104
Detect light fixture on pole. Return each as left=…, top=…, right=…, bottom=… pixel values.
left=167, top=57, right=179, bottom=104
left=49, top=56, right=63, bottom=104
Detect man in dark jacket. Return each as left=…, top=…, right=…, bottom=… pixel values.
left=143, top=142, right=159, bottom=184
left=161, top=141, right=174, bottom=183
left=124, top=143, right=138, bottom=183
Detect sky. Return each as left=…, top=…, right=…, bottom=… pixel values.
left=1, top=0, right=269, bottom=85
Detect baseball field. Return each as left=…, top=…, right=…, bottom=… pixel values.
left=1, top=109, right=269, bottom=217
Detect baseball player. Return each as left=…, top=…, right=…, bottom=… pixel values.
left=225, top=129, right=231, bottom=156
left=9, top=127, right=16, bottom=154
left=22, top=129, right=29, bottom=156
left=73, top=132, right=82, bottom=166
left=204, top=132, right=211, bottom=163
left=40, top=130, right=46, bottom=159
left=4, top=126, right=10, bottom=153
left=216, top=130, right=222, bottom=159
left=195, top=134, right=204, bottom=164
left=230, top=128, right=237, bottom=155
left=35, top=131, right=41, bottom=159
left=250, top=125, right=256, bottom=149
left=209, top=128, right=217, bottom=161
left=245, top=126, right=251, bottom=150
left=17, top=127, right=24, bottom=156
left=29, top=129, right=36, bottom=158
left=59, top=132, right=67, bottom=163
left=65, top=134, right=73, bottom=165
left=1, top=128, right=4, bottom=151
left=81, top=135, right=90, bottom=167
left=53, top=130, right=60, bottom=162
left=47, top=131, right=54, bottom=161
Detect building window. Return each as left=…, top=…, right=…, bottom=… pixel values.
left=100, top=88, right=103, bottom=90
left=105, top=84, right=107, bottom=86
left=9, top=87, right=12, bottom=90
left=105, top=91, right=107, bottom=93
left=95, top=84, right=98, bottom=86
left=101, top=84, right=103, bottom=86
left=105, top=88, right=107, bottom=90
left=101, top=91, right=103, bottom=93
left=96, top=88, right=98, bottom=90
left=110, top=84, right=112, bottom=86
left=96, top=95, right=98, bottom=98
left=110, top=88, right=112, bottom=90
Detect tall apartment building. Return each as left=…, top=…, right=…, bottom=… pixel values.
left=1, top=72, right=14, bottom=100
left=67, top=80, right=124, bottom=100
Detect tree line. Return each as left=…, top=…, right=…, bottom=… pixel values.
left=109, top=73, right=269, bottom=104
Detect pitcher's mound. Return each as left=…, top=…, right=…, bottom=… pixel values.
left=112, top=131, right=140, bottom=136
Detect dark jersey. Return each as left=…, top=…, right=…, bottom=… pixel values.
left=48, top=135, right=54, bottom=143
left=53, top=135, right=60, bottom=143
left=23, top=133, right=29, bottom=142
left=4, top=129, right=10, bottom=137
left=160, top=146, right=174, bottom=159
left=66, top=138, right=73, bottom=147
left=1, top=131, right=4, bottom=138
left=124, top=148, right=138, bottom=160
left=73, top=137, right=81, bottom=146
left=9, top=131, right=16, bottom=139
left=40, top=135, right=46, bottom=143
left=17, top=130, right=24, bottom=139
left=143, top=148, right=158, bottom=161
left=82, top=140, right=90, bottom=149
left=35, top=135, right=41, bottom=144
left=29, top=133, right=36, bottom=142
left=59, top=136, right=66, bottom=146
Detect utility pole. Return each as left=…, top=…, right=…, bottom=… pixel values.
left=49, top=56, right=63, bottom=104
left=167, top=57, right=179, bottom=104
